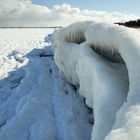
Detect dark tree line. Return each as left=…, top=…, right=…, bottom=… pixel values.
left=115, top=19, right=140, bottom=28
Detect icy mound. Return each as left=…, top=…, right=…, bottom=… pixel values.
left=53, top=21, right=140, bottom=140
left=53, top=21, right=92, bottom=45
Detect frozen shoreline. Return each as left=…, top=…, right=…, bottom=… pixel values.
left=53, top=21, right=140, bottom=140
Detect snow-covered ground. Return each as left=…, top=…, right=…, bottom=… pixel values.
left=0, top=28, right=92, bottom=140
left=1, top=23, right=140, bottom=140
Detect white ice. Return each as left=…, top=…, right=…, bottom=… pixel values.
left=53, top=21, right=140, bottom=140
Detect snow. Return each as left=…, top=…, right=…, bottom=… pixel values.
left=53, top=39, right=128, bottom=140
left=53, top=21, right=140, bottom=140
left=0, top=28, right=92, bottom=140
left=1, top=22, right=140, bottom=140
left=86, top=23, right=140, bottom=140
left=53, top=21, right=92, bottom=45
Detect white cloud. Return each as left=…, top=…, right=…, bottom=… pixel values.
left=52, top=3, right=81, bottom=15
left=0, top=0, right=139, bottom=27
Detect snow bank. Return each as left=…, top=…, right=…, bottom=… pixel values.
left=86, top=23, right=140, bottom=140
left=86, top=23, right=140, bottom=104
left=53, top=21, right=92, bottom=46
left=54, top=41, right=128, bottom=140
left=53, top=21, right=140, bottom=140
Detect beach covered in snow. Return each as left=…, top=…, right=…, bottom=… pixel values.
left=0, top=28, right=92, bottom=140
left=0, top=21, right=140, bottom=140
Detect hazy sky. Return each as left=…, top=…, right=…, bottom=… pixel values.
left=33, top=0, right=140, bottom=14
left=0, top=0, right=139, bottom=27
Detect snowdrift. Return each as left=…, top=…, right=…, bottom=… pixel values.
left=53, top=21, right=140, bottom=140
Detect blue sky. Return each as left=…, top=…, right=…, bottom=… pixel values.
left=32, top=0, right=140, bottom=14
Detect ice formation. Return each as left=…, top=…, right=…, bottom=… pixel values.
left=53, top=21, right=140, bottom=140
left=53, top=21, right=92, bottom=45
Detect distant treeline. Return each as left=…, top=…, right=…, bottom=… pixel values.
left=116, top=19, right=140, bottom=28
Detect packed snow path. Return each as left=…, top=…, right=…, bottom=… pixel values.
left=0, top=30, right=92, bottom=140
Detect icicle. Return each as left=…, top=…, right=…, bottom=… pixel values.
left=94, top=45, right=96, bottom=51
left=101, top=47, right=102, bottom=56
left=111, top=48, right=113, bottom=56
